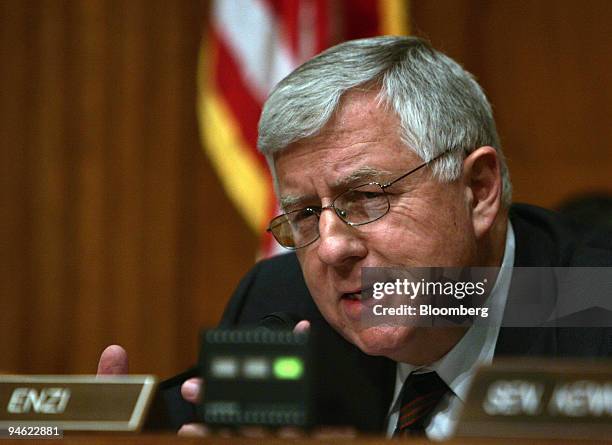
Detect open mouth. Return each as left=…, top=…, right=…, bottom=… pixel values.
left=342, top=292, right=362, bottom=301
left=340, top=288, right=376, bottom=322
left=341, top=287, right=374, bottom=302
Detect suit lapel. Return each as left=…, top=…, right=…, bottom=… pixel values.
left=495, top=205, right=560, bottom=358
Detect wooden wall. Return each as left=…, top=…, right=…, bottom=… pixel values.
left=1, top=0, right=611, bottom=378
left=0, top=0, right=257, bottom=377
left=411, top=0, right=612, bottom=205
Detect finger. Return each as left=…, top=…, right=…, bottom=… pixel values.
left=181, top=377, right=203, bottom=404
left=97, top=345, right=128, bottom=375
left=177, top=423, right=209, bottom=436
left=293, top=320, right=311, bottom=334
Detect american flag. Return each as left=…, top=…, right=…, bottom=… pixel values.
left=199, top=0, right=408, bottom=257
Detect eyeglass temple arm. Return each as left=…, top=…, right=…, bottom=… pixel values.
left=382, top=150, right=450, bottom=188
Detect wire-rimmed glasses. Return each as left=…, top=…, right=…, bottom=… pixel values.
left=267, top=151, right=449, bottom=250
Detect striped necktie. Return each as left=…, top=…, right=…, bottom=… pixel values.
left=393, top=371, right=449, bottom=436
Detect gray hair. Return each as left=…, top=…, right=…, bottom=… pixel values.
left=258, top=36, right=512, bottom=206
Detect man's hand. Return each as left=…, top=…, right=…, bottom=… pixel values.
left=178, top=377, right=208, bottom=436
left=293, top=320, right=311, bottom=334
left=97, top=344, right=129, bottom=375
left=178, top=320, right=312, bottom=436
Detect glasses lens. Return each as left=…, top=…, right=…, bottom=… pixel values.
left=335, top=183, right=389, bottom=225
left=269, top=208, right=319, bottom=249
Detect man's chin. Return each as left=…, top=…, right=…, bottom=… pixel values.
left=348, top=325, right=418, bottom=359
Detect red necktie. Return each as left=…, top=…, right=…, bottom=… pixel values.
left=393, top=371, right=449, bottom=436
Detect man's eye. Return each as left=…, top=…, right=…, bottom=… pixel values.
left=361, top=191, right=384, bottom=199
left=293, top=208, right=317, bottom=222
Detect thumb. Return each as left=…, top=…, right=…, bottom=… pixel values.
left=293, top=320, right=310, bottom=334
left=97, top=344, right=129, bottom=375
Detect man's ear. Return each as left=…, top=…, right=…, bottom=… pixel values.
left=462, top=146, right=502, bottom=238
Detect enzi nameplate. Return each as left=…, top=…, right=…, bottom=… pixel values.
left=0, top=375, right=157, bottom=431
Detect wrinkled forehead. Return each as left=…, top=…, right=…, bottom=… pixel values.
left=273, top=138, right=419, bottom=213
left=272, top=90, right=406, bottom=169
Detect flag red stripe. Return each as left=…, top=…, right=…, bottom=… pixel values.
left=314, top=0, right=329, bottom=52
left=262, top=0, right=300, bottom=59
left=341, top=0, right=381, bottom=39
left=212, top=30, right=267, bottom=169
left=284, top=0, right=300, bottom=58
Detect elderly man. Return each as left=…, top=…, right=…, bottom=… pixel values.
left=101, top=36, right=611, bottom=438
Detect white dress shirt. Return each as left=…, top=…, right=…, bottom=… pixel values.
left=385, top=222, right=516, bottom=440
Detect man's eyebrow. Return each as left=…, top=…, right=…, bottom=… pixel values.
left=330, top=166, right=393, bottom=189
left=279, top=194, right=311, bottom=210
left=279, top=166, right=393, bottom=211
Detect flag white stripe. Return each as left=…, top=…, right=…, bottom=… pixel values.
left=213, top=0, right=296, bottom=100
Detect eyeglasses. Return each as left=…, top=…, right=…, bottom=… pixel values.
left=267, top=151, right=450, bottom=250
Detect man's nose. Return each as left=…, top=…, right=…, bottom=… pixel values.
left=316, top=208, right=367, bottom=266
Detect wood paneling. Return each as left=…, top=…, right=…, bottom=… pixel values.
left=412, top=0, right=612, bottom=207
left=0, top=0, right=258, bottom=378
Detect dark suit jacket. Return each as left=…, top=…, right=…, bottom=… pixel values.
left=146, top=203, right=612, bottom=431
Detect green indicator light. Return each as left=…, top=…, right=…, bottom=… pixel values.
left=273, top=356, right=304, bottom=380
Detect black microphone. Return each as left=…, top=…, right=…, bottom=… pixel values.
left=258, top=312, right=302, bottom=331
